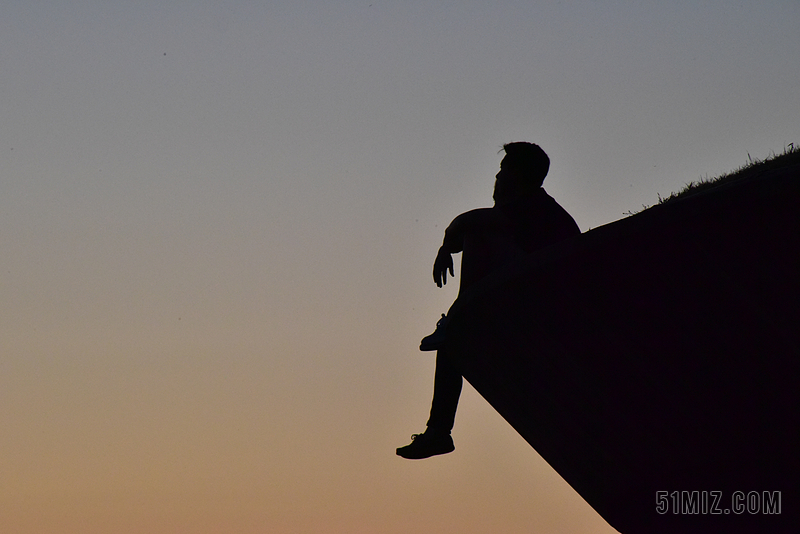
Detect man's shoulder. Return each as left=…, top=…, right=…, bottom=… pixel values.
left=452, top=206, right=495, bottom=221
left=450, top=207, right=507, bottom=230
left=501, top=189, right=580, bottom=233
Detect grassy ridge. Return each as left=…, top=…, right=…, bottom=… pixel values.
left=628, top=143, right=800, bottom=215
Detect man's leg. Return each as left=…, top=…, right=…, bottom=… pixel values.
left=397, top=348, right=461, bottom=459
left=426, top=347, right=463, bottom=433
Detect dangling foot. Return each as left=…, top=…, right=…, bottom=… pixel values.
left=396, top=429, right=455, bottom=459
left=420, top=314, right=449, bottom=352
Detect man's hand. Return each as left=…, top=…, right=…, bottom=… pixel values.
left=433, top=247, right=454, bottom=287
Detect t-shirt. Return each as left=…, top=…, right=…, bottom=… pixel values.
left=440, top=188, right=580, bottom=290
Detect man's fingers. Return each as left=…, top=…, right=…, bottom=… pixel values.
left=433, top=251, right=453, bottom=288
left=434, top=268, right=447, bottom=287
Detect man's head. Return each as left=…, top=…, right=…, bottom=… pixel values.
left=493, top=142, right=550, bottom=204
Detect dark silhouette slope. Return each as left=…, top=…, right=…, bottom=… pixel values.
left=444, top=159, right=799, bottom=533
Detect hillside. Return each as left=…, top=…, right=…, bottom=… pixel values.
left=637, top=144, right=800, bottom=210
left=443, top=151, right=800, bottom=534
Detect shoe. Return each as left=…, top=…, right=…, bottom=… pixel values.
left=396, top=430, right=455, bottom=459
left=420, top=314, right=448, bottom=351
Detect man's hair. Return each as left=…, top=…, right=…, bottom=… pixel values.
left=500, top=142, right=550, bottom=187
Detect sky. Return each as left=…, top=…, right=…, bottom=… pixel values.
left=1, top=1, right=798, bottom=532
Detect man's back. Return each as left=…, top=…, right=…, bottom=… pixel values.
left=498, top=188, right=581, bottom=253
left=445, top=189, right=580, bottom=290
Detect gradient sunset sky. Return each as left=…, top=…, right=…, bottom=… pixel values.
left=1, top=1, right=798, bottom=533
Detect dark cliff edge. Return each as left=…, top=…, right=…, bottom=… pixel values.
left=445, top=156, right=799, bottom=533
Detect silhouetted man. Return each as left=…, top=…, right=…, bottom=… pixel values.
left=397, top=142, right=580, bottom=459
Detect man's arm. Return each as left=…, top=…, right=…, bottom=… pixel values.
left=432, top=214, right=466, bottom=287
left=432, top=208, right=501, bottom=287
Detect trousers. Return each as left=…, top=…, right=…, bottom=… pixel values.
left=425, top=348, right=463, bottom=432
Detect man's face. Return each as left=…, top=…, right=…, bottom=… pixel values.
left=493, top=156, right=518, bottom=204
